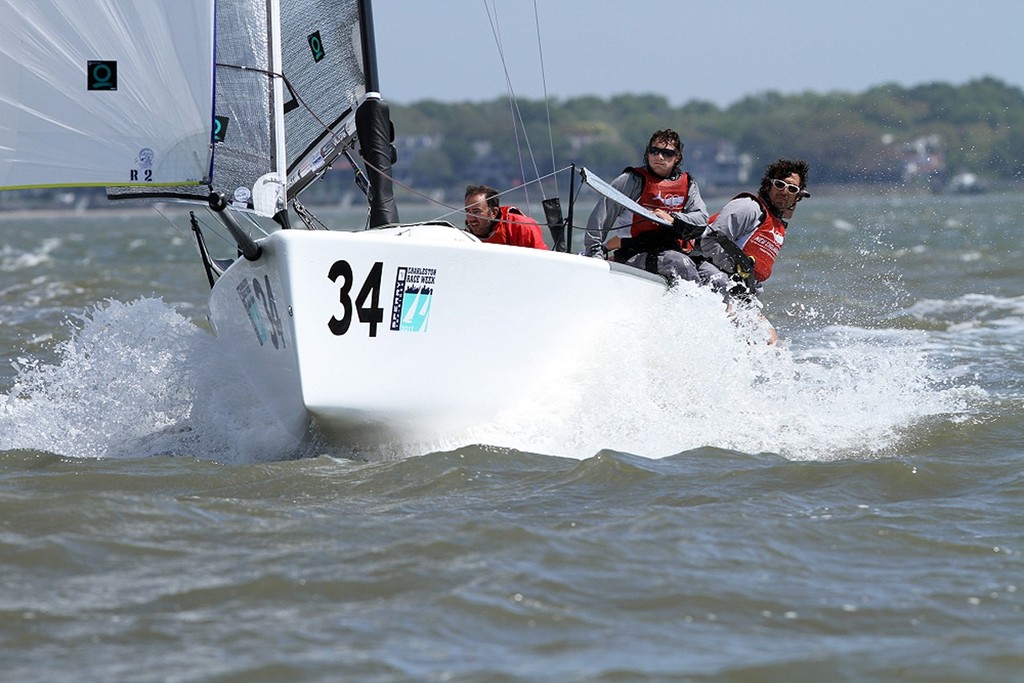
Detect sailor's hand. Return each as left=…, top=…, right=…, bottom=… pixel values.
left=604, top=235, right=621, bottom=256
left=652, top=209, right=673, bottom=224
left=734, top=253, right=755, bottom=280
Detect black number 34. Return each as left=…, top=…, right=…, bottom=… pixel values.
left=328, top=260, right=384, bottom=337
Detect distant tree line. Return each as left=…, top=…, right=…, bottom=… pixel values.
left=4, top=79, right=1020, bottom=211
left=382, top=77, right=1024, bottom=195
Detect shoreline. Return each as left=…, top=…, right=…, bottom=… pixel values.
left=2, top=181, right=1022, bottom=220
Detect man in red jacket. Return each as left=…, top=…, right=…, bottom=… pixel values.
left=463, top=185, right=548, bottom=249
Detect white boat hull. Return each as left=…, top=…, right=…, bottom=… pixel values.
left=207, top=223, right=667, bottom=445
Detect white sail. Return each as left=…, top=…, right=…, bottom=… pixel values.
left=0, top=0, right=215, bottom=190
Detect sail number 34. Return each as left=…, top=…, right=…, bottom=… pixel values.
left=328, top=260, right=384, bottom=337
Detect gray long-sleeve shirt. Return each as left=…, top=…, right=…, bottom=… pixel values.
left=700, top=195, right=764, bottom=271
left=583, top=168, right=708, bottom=257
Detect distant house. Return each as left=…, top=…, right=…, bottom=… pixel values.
left=393, top=134, right=443, bottom=187
left=683, top=139, right=752, bottom=192
left=899, top=134, right=946, bottom=183
left=465, top=140, right=518, bottom=189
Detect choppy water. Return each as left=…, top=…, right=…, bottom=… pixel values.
left=1, top=192, right=1022, bottom=681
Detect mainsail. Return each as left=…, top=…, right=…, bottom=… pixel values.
left=109, top=0, right=376, bottom=218
left=0, top=0, right=216, bottom=190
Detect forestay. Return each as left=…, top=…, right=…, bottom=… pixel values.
left=0, top=0, right=215, bottom=189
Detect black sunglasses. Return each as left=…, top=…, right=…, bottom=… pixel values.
left=647, top=146, right=679, bottom=158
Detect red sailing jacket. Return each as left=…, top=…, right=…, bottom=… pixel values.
left=482, top=206, right=548, bottom=249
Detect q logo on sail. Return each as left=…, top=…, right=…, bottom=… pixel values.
left=307, top=31, right=325, bottom=62
left=87, top=60, right=117, bottom=91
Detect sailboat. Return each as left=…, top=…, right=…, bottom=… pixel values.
left=0, top=0, right=669, bottom=447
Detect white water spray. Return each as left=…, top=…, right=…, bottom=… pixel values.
left=0, top=292, right=982, bottom=463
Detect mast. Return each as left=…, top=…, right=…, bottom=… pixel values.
left=262, top=0, right=288, bottom=216
left=358, top=0, right=381, bottom=93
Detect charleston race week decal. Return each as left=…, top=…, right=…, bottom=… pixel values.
left=390, top=266, right=434, bottom=332
left=327, top=260, right=435, bottom=336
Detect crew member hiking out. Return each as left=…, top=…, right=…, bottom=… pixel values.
left=695, top=157, right=811, bottom=344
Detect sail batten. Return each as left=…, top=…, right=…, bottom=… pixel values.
left=0, top=0, right=216, bottom=190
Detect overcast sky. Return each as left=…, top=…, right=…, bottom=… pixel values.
left=371, top=0, right=1023, bottom=107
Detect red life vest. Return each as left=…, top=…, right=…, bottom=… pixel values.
left=708, top=192, right=786, bottom=282
left=482, top=206, right=548, bottom=250
left=628, top=166, right=690, bottom=237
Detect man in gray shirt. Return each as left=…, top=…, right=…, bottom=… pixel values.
left=584, top=129, right=708, bottom=282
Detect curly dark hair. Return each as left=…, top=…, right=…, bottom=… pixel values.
left=759, top=159, right=810, bottom=197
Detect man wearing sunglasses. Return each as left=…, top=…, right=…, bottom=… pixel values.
left=584, top=129, right=708, bottom=281
left=699, top=158, right=809, bottom=290
left=691, top=158, right=808, bottom=343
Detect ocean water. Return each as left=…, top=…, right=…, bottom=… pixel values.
left=1, top=192, right=1022, bottom=681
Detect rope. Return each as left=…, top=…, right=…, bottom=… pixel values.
left=152, top=201, right=271, bottom=254
left=215, top=63, right=347, bottom=150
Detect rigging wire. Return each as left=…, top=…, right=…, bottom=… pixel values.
left=483, top=1, right=546, bottom=212
left=351, top=147, right=575, bottom=226
left=216, top=63, right=346, bottom=151
left=532, top=0, right=559, bottom=201
left=483, top=2, right=532, bottom=208
left=411, top=166, right=574, bottom=226
left=211, top=62, right=369, bottom=230
left=153, top=202, right=272, bottom=249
